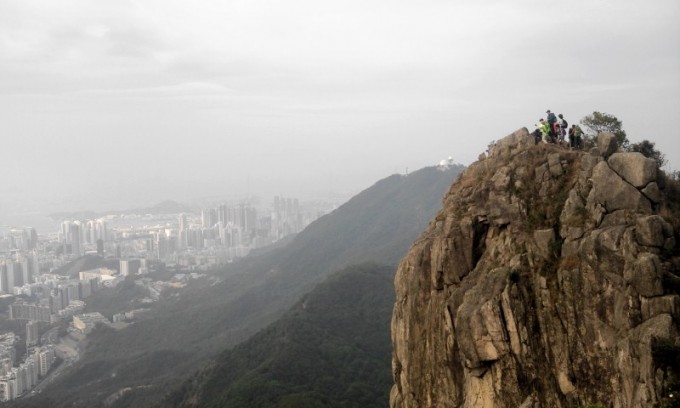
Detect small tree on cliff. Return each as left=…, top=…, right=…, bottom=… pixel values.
left=629, top=139, right=666, bottom=169
left=580, top=111, right=629, bottom=148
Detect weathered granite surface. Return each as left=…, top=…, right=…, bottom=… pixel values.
left=391, top=130, right=679, bottom=408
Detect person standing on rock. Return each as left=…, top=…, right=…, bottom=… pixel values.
left=558, top=114, right=568, bottom=144
left=546, top=110, right=557, bottom=141
left=573, top=124, right=583, bottom=149
left=536, top=118, right=550, bottom=144
left=569, top=124, right=583, bottom=150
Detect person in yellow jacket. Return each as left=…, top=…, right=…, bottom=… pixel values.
left=535, top=118, right=550, bottom=143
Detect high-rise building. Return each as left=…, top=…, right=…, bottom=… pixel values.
left=25, top=321, right=39, bottom=347
left=177, top=214, right=188, bottom=250
left=17, top=257, right=30, bottom=286
left=0, top=264, right=8, bottom=294
left=69, top=223, right=81, bottom=257
left=201, top=208, right=218, bottom=228
left=64, top=282, right=80, bottom=303
left=139, top=258, right=149, bottom=275
left=0, top=378, right=14, bottom=402
left=0, top=358, right=12, bottom=377
left=27, top=254, right=38, bottom=282
left=96, top=239, right=104, bottom=256
left=8, top=262, right=22, bottom=289
left=120, top=259, right=130, bottom=277
left=60, top=220, right=72, bottom=243
left=11, top=367, right=24, bottom=396
left=97, top=219, right=108, bottom=241
left=9, top=301, right=52, bottom=323
left=37, top=346, right=55, bottom=377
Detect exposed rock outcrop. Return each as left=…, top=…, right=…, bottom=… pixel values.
left=391, top=129, right=680, bottom=407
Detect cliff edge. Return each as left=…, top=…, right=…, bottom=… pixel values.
left=391, top=129, right=680, bottom=407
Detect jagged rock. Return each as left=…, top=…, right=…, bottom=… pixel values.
left=636, top=215, right=671, bottom=247
left=533, top=229, right=555, bottom=260
left=489, top=128, right=533, bottom=158
left=391, top=129, right=679, bottom=408
left=548, top=153, right=563, bottom=177
left=601, top=210, right=635, bottom=228
left=597, top=132, right=619, bottom=158
left=641, top=182, right=663, bottom=204
left=608, top=152, right=658, bottom=188
left=641, top=295, right=680, bottom=321
left=588, top=161, right=652, bottom=213
left=491, top=166, right=511, bottom=191
left=581, top=153, right=601, bottom=174
left=624, top=253, right=664, bottom=297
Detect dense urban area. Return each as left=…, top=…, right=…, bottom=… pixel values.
left=0, top=196, right=336, bottom=401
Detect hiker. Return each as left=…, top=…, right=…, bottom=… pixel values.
left=552, top=121, right=561, bottom=143
left=558, top=114, right=568, bottom=144
left=573, top=124, right=583, bottom=149
left=532, top=126, right=542, bottom=144
left=535, top=118, right=550, bottom=144
left=568, top=124, right=583, bottom=150
left=546, top=110, right=557, bottom=140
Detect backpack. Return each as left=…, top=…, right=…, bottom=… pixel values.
left=561, top=119, right=568, bottom=128
left=547, top=112, right=556, bottom=123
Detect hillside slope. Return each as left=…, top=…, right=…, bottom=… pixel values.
left=160, top=264, right=395, bottom=408
left=391, top=130, right=680, bottom=407
left=12, top=164, right=463, bottom=408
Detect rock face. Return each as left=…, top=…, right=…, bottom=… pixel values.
left=391, top=130, right=680, bottom=408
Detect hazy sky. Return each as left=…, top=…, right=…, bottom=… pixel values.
left=1, top=0, right=679, bottom=214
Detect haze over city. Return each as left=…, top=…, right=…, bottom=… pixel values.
left=0, top=1, right=679, bottom=406
left=1, top=0, right=679, bottom=223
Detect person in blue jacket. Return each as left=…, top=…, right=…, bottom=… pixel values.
left=546, top=110, right=557, bottom=140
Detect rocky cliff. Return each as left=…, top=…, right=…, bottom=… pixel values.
left=391, top=129, right=680, bottom=407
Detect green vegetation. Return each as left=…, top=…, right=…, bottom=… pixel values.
left=630, top=139, right=667, bottom=169
left=580, top=111, right=628, bottom=148
left=580, top=111, right=669, bottom=172
left=160, top=264, right=396, bottom=408
left=82, top=276, right=149, bottom=317
left=53, top=254, right=119, bottom=278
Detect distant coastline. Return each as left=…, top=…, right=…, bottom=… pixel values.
left=1, top=212, right=60, bottom=235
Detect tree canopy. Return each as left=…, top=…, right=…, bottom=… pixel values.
left=629, top=139, right=666, bottom=169
left=580, top=111, right=628, bottom=148
left=579, top=111, right=671, bottom=172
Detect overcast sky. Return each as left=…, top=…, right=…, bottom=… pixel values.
left=1, top=0, right=679, bottom=216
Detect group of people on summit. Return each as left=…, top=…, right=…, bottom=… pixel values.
left=534, top=110, right=583, bottom=149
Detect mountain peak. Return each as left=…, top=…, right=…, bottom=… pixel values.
left=391, top=128, right=679, bottom=407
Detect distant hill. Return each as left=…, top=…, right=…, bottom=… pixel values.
left=13, top=164, right=464, bottom=408
left=48, top=200, right=194, bottom=220
left=159, top=264, right=395, bottom=408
